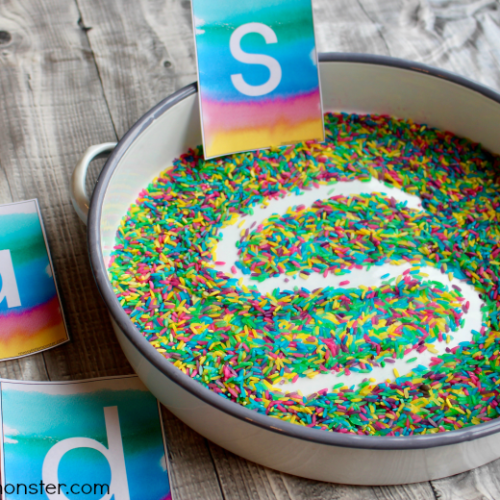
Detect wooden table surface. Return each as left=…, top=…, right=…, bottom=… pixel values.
left=1, top=0, right=500, bottom=498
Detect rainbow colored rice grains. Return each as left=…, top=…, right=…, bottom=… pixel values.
left=109, top=113, right=500, bottom=436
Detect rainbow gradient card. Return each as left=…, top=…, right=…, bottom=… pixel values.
left=0, top=376, right=171, bottom=500
left=0, top=200, right=68, bottom=361
left=192, top=0, right=324, bottom=158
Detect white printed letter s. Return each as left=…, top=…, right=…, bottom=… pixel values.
left=230, top=22, right=282, bottom=97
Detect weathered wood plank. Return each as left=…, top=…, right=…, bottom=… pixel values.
left=281, top=473, right=436, bottom=500
left=76, top=0, right=198, bottom=138
left=432, top=459, right=500, bottom=500
left=208, top=442, right=437, bottom=500
left=0, top=162, right=13, bottom=204
left=314, top=0, right=500, bottom=92
left=0, top=353, right=49, bottom=382
left=313, top=0, right=392, bottom=56
left=208, top=443, right=289, bottom=500
left=0, top=0, right=130, bottom=380
left=160, top=407, right=224, bottom=500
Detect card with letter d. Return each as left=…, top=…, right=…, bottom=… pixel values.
left=0, top=200, right=69, bottom=361
left=0, top=376, right=172, bottom=500
left=192, top=0, right=324, bottom=158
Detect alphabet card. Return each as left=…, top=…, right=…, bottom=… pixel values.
left=191, top=0, right=324, bottom=158
left=0, top=200, right=68, bottom=361
left=0, top=375, right=172, bottom=500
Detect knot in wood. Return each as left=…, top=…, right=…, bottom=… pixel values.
left=0, top=31, right=12, bottom=45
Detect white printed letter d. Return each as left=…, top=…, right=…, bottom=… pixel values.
left=230, top=22, right=282, bottom=97
left=0, top=249, right=21, bottom=309
left=42, top=406, right=130, bottom=500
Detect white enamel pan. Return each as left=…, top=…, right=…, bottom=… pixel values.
left=71, top=54, right=500, bottom=485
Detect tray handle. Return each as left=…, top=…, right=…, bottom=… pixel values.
left=71, top=143, right=117, bottom=224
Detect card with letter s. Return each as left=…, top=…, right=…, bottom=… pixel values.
left=191, top=0, right=324, bottom=158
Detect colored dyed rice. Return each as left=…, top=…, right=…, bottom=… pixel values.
left=109, top=113, right=500, bottom=436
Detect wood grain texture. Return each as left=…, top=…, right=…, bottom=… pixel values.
left=76, top=0, right=197, bottom=138
left=432, top=458, right=500, bottom=500
left=208, top=442, right=437, bottom=500
left=313, top=0, right=393, bottom=56
left=313, top=0, right=500, bottom=92
left=160, top=407, right=224, bottom=500
left=0, top=0, right=500, bottom=499
left=208, top=443, right=290, bottom=500
left=0, top=0, right=130, bottom=381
